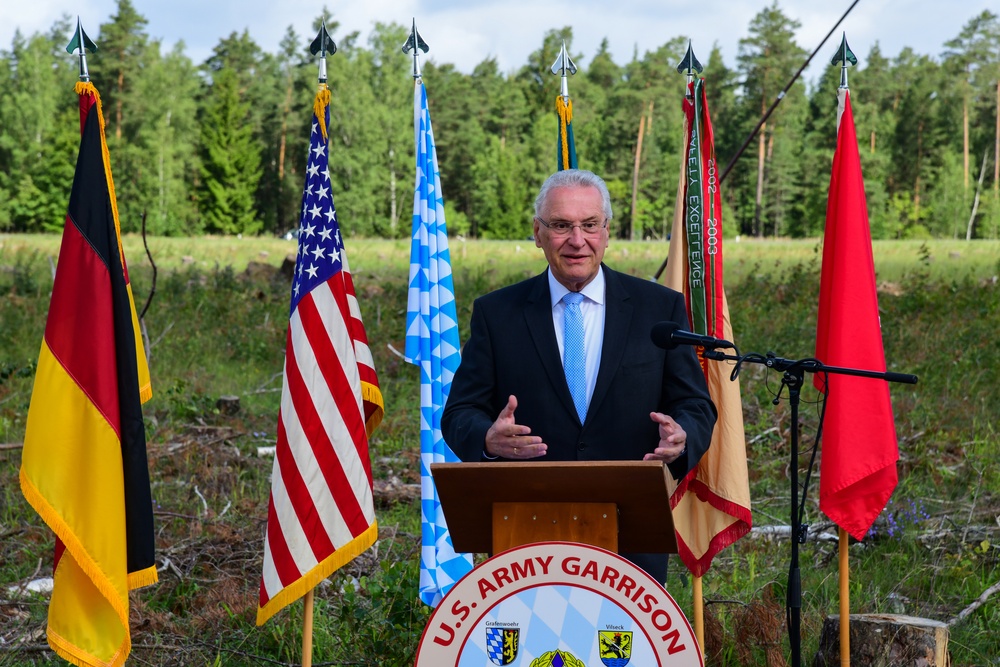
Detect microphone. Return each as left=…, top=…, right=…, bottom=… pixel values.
left=650, top=321, right=735, bottom=351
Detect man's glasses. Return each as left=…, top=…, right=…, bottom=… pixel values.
left=535, top=217, right=608, bottom=236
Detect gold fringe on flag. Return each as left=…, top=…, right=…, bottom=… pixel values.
left=362, top=381, right=385, bottom=437
left=256, top=522, right=378, bottom=626
left=74, top=83, right=121, bottom=261
left=74, top=81, right=152, bottom=403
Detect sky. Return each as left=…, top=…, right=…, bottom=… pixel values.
left=1, top=0, right=995, bottom=87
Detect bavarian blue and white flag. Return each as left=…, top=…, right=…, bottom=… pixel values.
left=405, top=80, right=474, bottom=607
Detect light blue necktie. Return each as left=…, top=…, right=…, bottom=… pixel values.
left=562, top=292, right=587, bottom=423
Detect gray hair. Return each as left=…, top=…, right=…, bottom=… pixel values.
left=533, top=169, right=614, bottom=221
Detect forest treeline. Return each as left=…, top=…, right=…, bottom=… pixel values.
left=2, top=1, right=999, bottom=240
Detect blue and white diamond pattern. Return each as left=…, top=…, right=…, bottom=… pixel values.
left=457, top=586, right=656, bottom=666
left=404, top=80, right=474, bottom=607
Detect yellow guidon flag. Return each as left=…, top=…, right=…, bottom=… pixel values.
left=664, top=77, right=752, bottom=576
left=20, top=82, right=156, bottom=667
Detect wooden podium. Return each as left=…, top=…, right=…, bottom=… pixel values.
left=431, top=460, right=677, bottom=556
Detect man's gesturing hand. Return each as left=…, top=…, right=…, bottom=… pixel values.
left=643, top=412, right=687, bottom=464
left=484, top=395, right=547, bottom=459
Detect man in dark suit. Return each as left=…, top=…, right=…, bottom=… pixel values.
left=441, top=169, right=716, bottom=583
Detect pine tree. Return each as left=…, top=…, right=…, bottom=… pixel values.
left=197, top=66, right=262, bottom=234
left=735, top=2, right=807, bottom=237
left=0, top=22, right=78, bottom=232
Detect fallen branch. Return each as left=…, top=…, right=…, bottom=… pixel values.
left=0, top=443, right=24, bottom=451
left=747, top=427, right=780, bottom=445
left=202, top=432, right=246, bottom=448
left=899, top=430, right=926, bottom=446
left=158, top=556, right=185, bottom=581
left=373, top=476, right=421, bottom=504
left=748, top=525, right=838, bottom=543
left=0, top=644, right=50, bottom=654
left=154, top=510, right=200, bottom=521
left=193, top=486, right=209, bottom=517
left=704, top=598, right=750, bottom=607
left=252, top=372, right=284, bottom=394
left=916, top=525, right=1000, bottom=545
left=7, top=558, right=44, bottom=600
left=947, top=579, right=1000, bottom=627
left=184, top=424, right=237, bottom=431
left=150, top=320, right=175, bottom=350
left=138, top=210, right=157, bottom=320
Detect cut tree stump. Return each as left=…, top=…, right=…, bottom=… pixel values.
left=216, top=395, right=241, bottom=416
left=280, top=254, right=297, bottom=280
left=813, top=614, right=948, bottom=667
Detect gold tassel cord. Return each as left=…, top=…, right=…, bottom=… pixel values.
left=556, top=96, right=573, bottom=170
left=314, top=85, right=331, bottom=143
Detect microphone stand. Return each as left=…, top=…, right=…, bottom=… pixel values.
left=702, top=349, right=917, bottom=667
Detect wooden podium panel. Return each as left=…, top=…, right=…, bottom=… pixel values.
left=431, top=460, right=676, bottom=554
left=492, top=501, right=618, bottom=553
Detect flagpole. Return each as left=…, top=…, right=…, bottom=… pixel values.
left=832, top=34, right=857, bottom=667
left=693, top=575, right=704, bottom=652
left=550, top=41, right=578, bottom=172
left=403, top=18, right=429, bottom=82
left=67, top=17, right=97, bottom=83
left=403, top=18, right=475, bottom=608
left=653, top=0, right=862, bottom=281
left=403, top=18, right=428, bottom=162
left=301, top=24, right=337, bottom=666
left=675, top=40, right=707, bottom=654
left=302, top=589, right=315, bottom=667
left=839, top=528, right=850, bottom=666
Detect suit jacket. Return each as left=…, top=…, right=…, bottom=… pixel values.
left=442, top=265, right=717, bottom=481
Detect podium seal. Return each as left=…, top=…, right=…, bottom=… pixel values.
left=414, top=541, right=702, bottom=666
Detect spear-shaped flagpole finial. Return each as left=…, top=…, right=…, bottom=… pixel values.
left=830, top=32, right=857, bottom=90
left=309, top=21, right=337, bottom=86
left=676, top=39, right=703, bottom=93
left=66, top=17, right=98, bottom=82
left=401, top=19, right=429, bottom=80
left=550, top=41, right=578, bottom=103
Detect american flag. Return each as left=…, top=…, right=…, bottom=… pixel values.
left=257, top=87, right=384, bottom=625
left=405, top=80, right=473, bottom=607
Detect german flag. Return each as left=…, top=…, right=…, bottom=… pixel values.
left=19, top=82, right=156, bottom=667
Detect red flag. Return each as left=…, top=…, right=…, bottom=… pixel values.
left=815, top=90, right=898, bottom=541
left=257, top=88, right=384, bottom=625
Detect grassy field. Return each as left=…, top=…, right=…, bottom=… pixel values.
left=3, top=233, right=999, bottom=283
left=1, top=234, right=998, bottom=666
